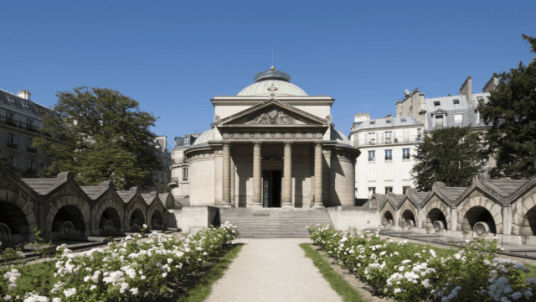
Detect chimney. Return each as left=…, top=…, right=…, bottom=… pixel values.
left=483, top=75, right=499, bottom=93
left=354, top=113, right=370, bottom=123
left=460, top=76, right=473, bottom=104
left=17, top=90, right=31, bottom=100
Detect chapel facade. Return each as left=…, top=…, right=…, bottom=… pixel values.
left=183, top=67, right=360, bottom=208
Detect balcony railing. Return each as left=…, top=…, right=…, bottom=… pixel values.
left=352, top=135, right=423, bottom=147
left=173, top=158, right=188, bottom=164
left=6, top=142, right=18, bottom=149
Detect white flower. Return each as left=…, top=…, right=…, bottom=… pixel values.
left=3, top=296, right=11, bottom=301
left=162, top=272, right=168, bottom=278
left=421, top=279, right=431, bottom=288
left=63, top=288, right=76, bottom=298
left=130, top=288, right=139, bottom=296
left=90, top=285, right=97, bottom=291
left=394, top=288, right=402, bottom=294
left=52, top=299, right=61, bottom=302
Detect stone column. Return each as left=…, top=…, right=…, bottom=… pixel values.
left=221, top=143, right=232, bottom=208
left=313, top=143, right=325, bottom=209
left=230, top=151, right=235, bottom=207
left=251, top=143, right=262, bottom=208
left=282, top=143, right=293, bottom=208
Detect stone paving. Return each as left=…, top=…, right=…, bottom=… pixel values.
left=205, top=238, right=342, bottom=302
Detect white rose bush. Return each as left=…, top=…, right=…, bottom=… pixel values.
left=308, top=224, right=536, bottom=302
left=0, top=222, right=238, bottom=301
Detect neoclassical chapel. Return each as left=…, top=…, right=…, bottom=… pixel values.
left=184, top=67, right=360, bottom=208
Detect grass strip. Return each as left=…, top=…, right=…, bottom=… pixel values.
left=300, top=243, right=367, bottom=302
left=177, top=243, right=243, bottom=302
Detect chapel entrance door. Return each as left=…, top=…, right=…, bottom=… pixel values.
left=262, top=170, right=282, bottom=208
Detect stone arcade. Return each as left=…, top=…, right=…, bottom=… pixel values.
left=0, top=158, right=174, bottom=246
left=372, top=173, right=536, bottom=245
left=183, top=67, right=360, bottom=209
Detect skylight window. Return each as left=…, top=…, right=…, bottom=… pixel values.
left=386, top=119, right=392, bottom=123
left=433, top=101, right=440, bottom=106
left=22, top=102, right=29, bottom=109
left=453, top=99, right=460, bottom=105
left=370, top=121, right=376, bottom=125
left=7, top=97, right=15, bottom=104
left=401, top=118, right=407, bottom=122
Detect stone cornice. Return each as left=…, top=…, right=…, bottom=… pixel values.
left=217, top=99, right=329, bottom=127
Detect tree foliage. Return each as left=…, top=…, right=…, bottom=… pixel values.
left=478, top=34, right=536, bottom=179
left=34, top=87, right=161, bottom=189
left=411, top=126, right=488, bottom=191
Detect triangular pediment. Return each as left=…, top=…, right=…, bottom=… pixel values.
left=218, top=100, right=328, bottom=127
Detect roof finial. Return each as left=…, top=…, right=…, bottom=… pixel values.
left=270, top=65, right=275, bottom=71
left=267, top=83, right=278, bottom=97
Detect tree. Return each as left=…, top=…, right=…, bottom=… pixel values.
left=411, top=126, right=488, bottom=191
left=478, top=34, right=536, bottom=179
left=34, top=87, right=161, bottom=190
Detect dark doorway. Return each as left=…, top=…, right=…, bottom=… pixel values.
left=263, top=170, right=282, bottom=207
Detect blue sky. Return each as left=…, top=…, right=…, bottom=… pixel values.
left=2, top=0, right=535, bottom=149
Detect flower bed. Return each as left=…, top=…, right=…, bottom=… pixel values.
left=308, top=224, right=536, bottom=302
left=1, top=222, right=239, bottom=302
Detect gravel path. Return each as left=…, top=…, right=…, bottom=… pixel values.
left=204, top=238, right=343, bottom=302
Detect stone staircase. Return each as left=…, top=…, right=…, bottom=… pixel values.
left=219, top=208, right=332, bottom=238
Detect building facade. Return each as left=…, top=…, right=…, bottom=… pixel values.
left=169, top=133, right=199, bottom=206
left=351, top=76, right=497, bottom=199
left=349, top=114, right=423, bottom=200
left=0, top=89, right=60, bottom=177
left=183, top=67, right=360, bottom=208
left=152, top=135, right=172, bottom=193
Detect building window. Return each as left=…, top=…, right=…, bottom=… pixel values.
left=433, top=101, right=440, bottom=107
left=368, top=132, right=376, bottom=145
left=403, top=186, right=411, bottom=195
left=5, top=112, right=15, bottom=126
left=368, top=150, right=375, bottom=162
left=385, top=187, right=393, bottom=194
left=369, top=121, right=375, bottom=125
left=385, top=131, right=392, bottom=144
left=402, top=148, right=410, bottom=160
left=453, top=99, right=460, bottom=105
left=368, top=187, right=376, bottom=198
left=401, top=118, right=407, bottom=122
left=7, top=133, right=17, bottom=149
left=385, top=149, right=392, bottom=161
left=8, top=156, right=17, bottom=168
left=183, top=168, right=188, bottom=181
left=435, top=115, right=443, bottom=128
left=454, top=114, right=463, bottom=123
left=386, top=119, right=392, bottom=124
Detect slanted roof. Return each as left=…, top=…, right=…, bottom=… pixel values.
left=116, top=191, right=132, bottom=203
left=21, top=172, right=73, bottom=195
left=21, top=178, right=61, bottom=195
left=351, top=115, right=422, bottom=132
left=141, top=193, right=157, bottom=205
left=488, top=179, right=528, bottom=196
left=79, top=186, right=102, bottom=199
left=424, top=93, right=490, bottom=129
left=0, top=89, right=54, bottom=120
